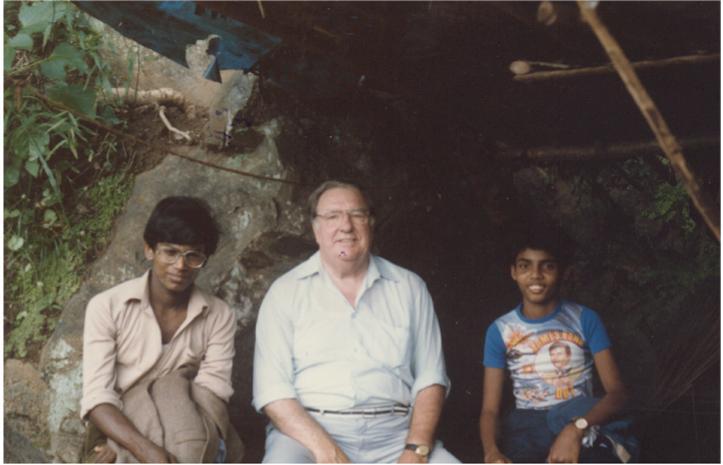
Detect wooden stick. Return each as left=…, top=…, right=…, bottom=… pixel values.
left=577, top=1, right=720, bottom=240
left=514, top=53, right=719, bottom=82
left=496, top=136, right=719, bottom=162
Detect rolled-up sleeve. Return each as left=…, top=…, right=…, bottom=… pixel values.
left=80, top=295, right=122, bottom=419
left=252, top=280, right=298, bottom=412
left=409, top=279, right=451, bottom=402
left=195, top=301, right=236, bottom=402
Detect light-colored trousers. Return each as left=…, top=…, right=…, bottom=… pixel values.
left=262, top=410, right=460, bottom=463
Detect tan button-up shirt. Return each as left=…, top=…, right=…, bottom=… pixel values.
left=80, top=271, right=236, bottom=419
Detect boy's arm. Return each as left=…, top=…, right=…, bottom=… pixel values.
left=547, top=348, right=628, bottom=463
left=479, top=367, right=511, bottom=463
left=89, top=404, right=176, bottom=463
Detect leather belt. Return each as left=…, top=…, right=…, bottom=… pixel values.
left=305, top=405, right=410, bottom=417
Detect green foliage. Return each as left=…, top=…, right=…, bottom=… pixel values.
left=522, top=157, right=719, bottom=344
left=4, top=1, right=132, bottom=358
left=5, top=174, right=133, bottom=358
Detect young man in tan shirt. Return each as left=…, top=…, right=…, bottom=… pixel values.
left=81, top=196, right=240, bottom=462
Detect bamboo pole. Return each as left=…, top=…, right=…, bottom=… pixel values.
left=513, top=53, right=719, bottom=82
left=577, top=1, right=720, bottom=240
left=496, top=136, right=719, bottom=162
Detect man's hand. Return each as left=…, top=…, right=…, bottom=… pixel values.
left=397, top=449, right=427, bottom=463
left=546, top=423, right=583, bottom=463
left=483, top=449, right=512, bottom=463
left=312, top=442, right=351, bottom=463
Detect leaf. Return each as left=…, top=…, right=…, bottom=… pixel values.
left=18, top=2, right=55, bottom=34
left=43, top=209, right=58, bottom=226
left=8, top=33, right=33, bottom=51
left=40, top=42, right=87, bottom=81
left=27, top=130, right=49, bottom=159
left=36, top=149, right=62, bottom=202
left=46, top=84, right=96, bottom=118
left=7, top=235, right=25, bottom=251
left=4, top=165, right=20, bottom=187
left=25, top=159, right=40, bottom=178
left=50, top=42, right=87, bottom=72
left=40, top=59, right=66, bottom=81
left=5, top=209, right=21, bottom=219
left=4, top=46, right=16, bottom=72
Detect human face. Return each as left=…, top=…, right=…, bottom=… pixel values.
left=312, top=187, right=372, bottom=267
left=550, top=346, right=571, bottom=369
left=510, top=248, right=561, bottom=314
left=144, top=242, right=204, bottom=294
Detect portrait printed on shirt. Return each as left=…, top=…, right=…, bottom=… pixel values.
left=503, top=324, right=591, bottom=409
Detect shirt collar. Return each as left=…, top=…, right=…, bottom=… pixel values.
left=125, top=269, right=209, bottom=317
left=294, top=251, right=397, bottom=283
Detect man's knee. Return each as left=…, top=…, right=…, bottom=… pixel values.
left=262, top=428, right=315, bottom=463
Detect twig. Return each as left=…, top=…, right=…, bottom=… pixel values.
left=158, top=105, right=191, bottom=142
left=514, top=53, right=719, bottom=82
left=578, top=1, right=720, bottom=241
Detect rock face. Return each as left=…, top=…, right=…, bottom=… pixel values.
left=36, top=118, right=309, bottom=462
left=4, top=359, right=51, bottom=461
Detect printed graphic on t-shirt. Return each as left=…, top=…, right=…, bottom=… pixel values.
left=500, top=322, right=593, bottom=409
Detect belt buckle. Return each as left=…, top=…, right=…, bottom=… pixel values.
left=362, top=408, right=377, bottom=419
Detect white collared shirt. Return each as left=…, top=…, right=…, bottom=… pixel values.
left=252, top=252, right=450, bottom=411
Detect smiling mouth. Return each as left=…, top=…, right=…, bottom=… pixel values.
left=528, top=284, right=545, bottom=293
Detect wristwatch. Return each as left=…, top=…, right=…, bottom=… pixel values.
left=405, top=443, right=431, bottom=458
left=573, top=417, right=589, bottom=431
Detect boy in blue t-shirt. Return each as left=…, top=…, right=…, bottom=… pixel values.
left=480, top=229, right=629, bottom=463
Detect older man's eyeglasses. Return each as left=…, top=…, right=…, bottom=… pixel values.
left=315, top=209, right=371, bottom=226
left=155, top=246, right=208, bottom=269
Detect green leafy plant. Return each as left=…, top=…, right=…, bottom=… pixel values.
left=4, top=1, right=132, bottom=357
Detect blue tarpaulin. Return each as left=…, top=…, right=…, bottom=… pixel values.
left=74, top=1, right=281, bottom=82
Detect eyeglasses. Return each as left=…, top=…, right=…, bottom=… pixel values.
left=314, top=209, right=371, bottom=226
left=155, top=246, right=208, bottom=269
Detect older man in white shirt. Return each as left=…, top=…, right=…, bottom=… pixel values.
left=252, top=180, right=459, bottom=463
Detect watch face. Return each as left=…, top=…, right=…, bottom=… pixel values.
left=416, top=445, right=430, bottom=456
left=575, top=418, right=589, bottom=430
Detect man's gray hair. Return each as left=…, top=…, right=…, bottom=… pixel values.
left=307, top=180, right=374, bottom=220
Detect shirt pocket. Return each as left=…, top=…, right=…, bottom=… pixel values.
left=357, top=317, right=410, bottom=369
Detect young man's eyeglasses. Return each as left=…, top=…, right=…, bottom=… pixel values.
left=314, top=209, right=371, bottom=226
left=155, top=246, right=208, bottom=269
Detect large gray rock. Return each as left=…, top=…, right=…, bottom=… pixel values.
left=4, top=426, right=50, bottom=464
left=38, top=118, right=309, bottom=462
left=4, top=359, right=51, bottom=459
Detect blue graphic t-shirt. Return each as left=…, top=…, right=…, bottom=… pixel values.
left=483, top=300, right=611, bottom=410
